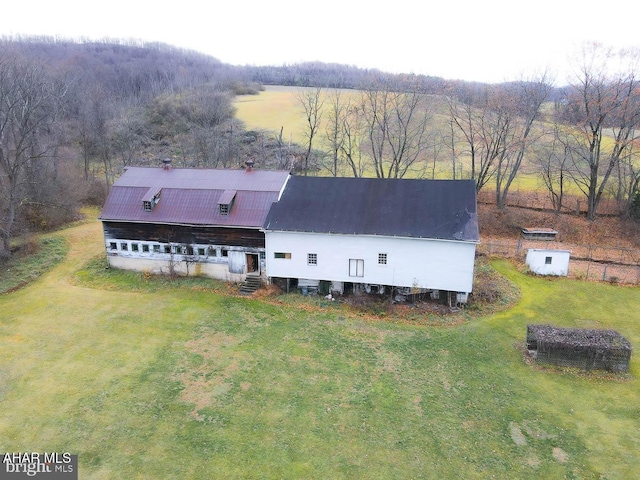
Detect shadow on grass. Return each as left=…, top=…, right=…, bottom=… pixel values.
left=72, top=254, right=521, bottom=327
left=0, top=236, right=68, bottom=294
left=72, top=255, right=235, bottom=295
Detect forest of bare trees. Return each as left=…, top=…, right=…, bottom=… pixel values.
left=1, top=37, right=639, bottom=260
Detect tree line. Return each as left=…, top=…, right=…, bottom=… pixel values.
left=1, top=37, right=639, bottom=260
left=295, top=44, right=640, bottom=221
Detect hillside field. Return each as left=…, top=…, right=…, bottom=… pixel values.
left=234, top=86, right=543, bottom=191
left=0, top=218, right=638, bottom=478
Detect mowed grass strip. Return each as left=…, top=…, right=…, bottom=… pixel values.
left=0, top=222, right=638, bottom=478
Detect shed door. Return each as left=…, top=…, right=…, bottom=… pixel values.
left=349, top=259, right=364, bottom=277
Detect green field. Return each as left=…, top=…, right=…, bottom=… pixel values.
left=235, top=85, right=314, bottom=145
left=0, top=220, right=638, bottom=478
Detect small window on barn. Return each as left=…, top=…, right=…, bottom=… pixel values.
left=131, top=243, right=139, bottom=252
left=275, top=252, right=291, bottom=259
left=143, top=189, right=161, bottom=212
left=186, top=246, right=194, bottom=256
left=120, top=242, right=128, bottom=251
left=260, top=252, right=266, bottom=260
left=349, top=259, right=364, bottom=277
left=164, top=245, right=171, bottom=254
left=208, top=247, right=217, bottom=257
left=378, top=253, right=387, bottom=265
left=221, top=249, right=229, bottom=257
left=109, top=242, right=117, bottom=251
left=545, top=256, right=553, bottom=265
left=308, top=253, right=317, bottom=265
left=153, top=244, right=160, bottom=253
left=218, top=189, right=236, bottom=216
left=197, top=247, right=206, bottom=256
left=142, top=244, right=149, bottom=253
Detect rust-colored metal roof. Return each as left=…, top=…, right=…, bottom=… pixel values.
left=100, top=167, right=290, bottom=228
left=112, top=166, right=290, bottom=191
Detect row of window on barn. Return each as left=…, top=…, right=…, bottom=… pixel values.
left=107, top=241, right=265, bottom=260
left=108, top=241, right=389, bottom=271
left=274, top=252, right=388, bottom=277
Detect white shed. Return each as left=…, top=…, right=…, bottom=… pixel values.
left=526, top=249, right=571, bottom=276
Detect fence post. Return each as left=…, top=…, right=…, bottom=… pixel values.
left=602, top=265, right=607, bottom=282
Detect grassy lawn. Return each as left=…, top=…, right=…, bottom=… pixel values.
left=0, top=221, right=638, bottom=479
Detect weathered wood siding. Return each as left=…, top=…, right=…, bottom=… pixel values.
left=265, top=231, right=477, bottom=293
left=102, top=221, right=264, bottom=248
left=101, top=221, right=270, bottom=281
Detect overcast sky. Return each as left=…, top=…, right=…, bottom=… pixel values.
left=4, top=1, right=639, bottom=84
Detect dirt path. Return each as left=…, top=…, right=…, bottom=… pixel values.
left=44, top=220, right=104, bottom=285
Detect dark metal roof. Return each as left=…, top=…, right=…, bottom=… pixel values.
left=263, top=176, right=479, bottom=242
left=99, top=167, right=290, bottom=228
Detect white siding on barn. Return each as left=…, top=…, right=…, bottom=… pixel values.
left=107, top=256, right=247, bottom=282
left=104, top=238, right=256, bottom=282
left=265, top=231, right=477, bottom=293
left=526, top=249, right=571, bottom=276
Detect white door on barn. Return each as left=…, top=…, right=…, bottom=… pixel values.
left=228, top=251, right=246, bottom=274
left=349, top=259, right=364, bottom=277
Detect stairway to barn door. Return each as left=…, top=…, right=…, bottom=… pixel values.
left=239, top=275, right=262, bottom=295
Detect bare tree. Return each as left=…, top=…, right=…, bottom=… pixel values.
left=321, top=89, right=368, bottom=177
left=360, top=80, right=431, bottom=178
left=297, top=87, right=324, bottom=175
left=443, top=118, right=462, bottom=180
left=323, top=89, right=346, bottom=177
left=0, top=55, right=67, bottom=258
left=557, top=43, right=640, bottom=220
left=447, top=86, right=500, bottom=191
left=494, top=74, right=553, bottom=208
left=273, top=126, right=292, bottom=170
left=610, top=141, right=640, bottom=216
left=339, top=103, right=367, bottom=177
left=533, top=126, right=571, bottom=212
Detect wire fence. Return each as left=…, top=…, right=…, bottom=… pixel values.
left=479, top=239, right=640, bottom=285
left=477, top=190, right=624, bottom=216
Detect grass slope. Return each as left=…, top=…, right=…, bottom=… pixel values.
left=0, top=236, right=68, bottom=294
left=0, top=222, right=638, bottom=479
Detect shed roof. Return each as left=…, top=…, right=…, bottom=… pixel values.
left=99, top=167, right=290, bottom=228
left=263, top=176, right=479, bottom=242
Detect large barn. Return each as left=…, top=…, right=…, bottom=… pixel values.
left=262, top=176, right=479, bottom=303
left=99, top=163, right=290, bottom=282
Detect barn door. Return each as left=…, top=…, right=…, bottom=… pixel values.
left=228, top=251, right=245, bottom=274
left=246, top=254, right=259, bottom=273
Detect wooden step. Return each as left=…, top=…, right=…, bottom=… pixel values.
left=239, top=276, right=262, bottom=295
